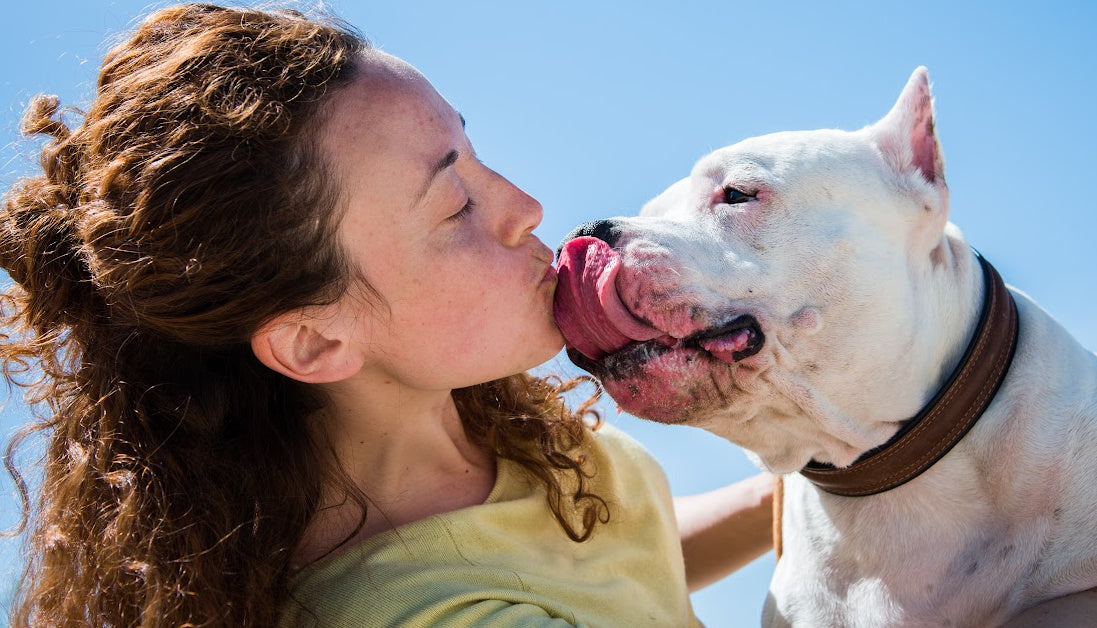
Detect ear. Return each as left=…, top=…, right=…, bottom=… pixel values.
left=869, top=66, right=946, bottom=187
left=868, top=67, right=952, bottom=256
left=251, top=307, right=364, bottom=384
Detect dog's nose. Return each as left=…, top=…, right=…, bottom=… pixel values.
left=557, top=219, right=623, bottom=257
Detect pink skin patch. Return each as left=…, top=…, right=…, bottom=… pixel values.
left=607, top=349, right=717, bottom=422
left=553, top=237, right=663, bottom=359
left=598, top=345, right=753, bottom=424
left=911, top=114, right=937, bottom=183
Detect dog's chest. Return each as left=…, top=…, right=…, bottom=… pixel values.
left=766, top=472, right=1028, bottom=627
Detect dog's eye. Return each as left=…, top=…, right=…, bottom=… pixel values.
left=723, top=186, right=754, bottom=205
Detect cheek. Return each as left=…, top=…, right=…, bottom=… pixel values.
left=407, top=263, right=512, bottom=337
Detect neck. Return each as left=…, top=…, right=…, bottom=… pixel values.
left=730, top=231, right=1006, bottom=476
left=322, top=375, right=490, bottom=492
left=801, top=238, right=1019, bottom=496
left=902, top=234, right=984, bottom=418
left=295, top=372, right=495, bottom=565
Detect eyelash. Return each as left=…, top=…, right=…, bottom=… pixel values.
left=451, top=198, right=476, bottom=221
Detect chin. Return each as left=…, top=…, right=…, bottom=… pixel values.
left=529, top=341, right=568, bottom=371
left=511, top=337, right=567, bottom=377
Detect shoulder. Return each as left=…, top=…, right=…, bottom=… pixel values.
left=279, top=593, right=581, bottom=627
left=583, top=421, right=673, bottom=505
left=279, top=512, right=566, bottom=626
left=279, top=423, right=694, bottom=627
left=586, top=421, right=661, bottom=471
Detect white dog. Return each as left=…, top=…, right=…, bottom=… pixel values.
left=553, top=67, right=1097, bottom=626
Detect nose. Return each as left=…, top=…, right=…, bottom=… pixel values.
left=495, top=175, right=543, bottom=246
left=557, top=219, right=623, bottom=256
left=515, top=190, right=544, bottom=239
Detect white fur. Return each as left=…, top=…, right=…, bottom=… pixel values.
left=607, top=67, right=1097, bottom=625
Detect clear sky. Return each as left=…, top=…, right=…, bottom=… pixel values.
left=1, top=1, right=1094, bottom=626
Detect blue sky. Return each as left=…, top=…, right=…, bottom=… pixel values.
left=1, top=1, right=1094, bottom=626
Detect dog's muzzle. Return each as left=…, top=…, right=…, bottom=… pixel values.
left=553, top=234, right=765, bottom=374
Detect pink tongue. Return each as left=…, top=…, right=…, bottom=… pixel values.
left=553, top=237, right=663, bottom=360
left=698, top=330, right=753, bottom=363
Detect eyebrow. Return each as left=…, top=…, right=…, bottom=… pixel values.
left=415, top=149, right=459, bottom=206
left=414, top=114, right=467, bottom=206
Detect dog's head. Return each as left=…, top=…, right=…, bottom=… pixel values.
left=555, top=68, right=963, bottom=473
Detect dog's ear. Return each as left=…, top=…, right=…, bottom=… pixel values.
left=869, top=67, right=946, bottom=189
left=868, top=67, right=951, bottom=257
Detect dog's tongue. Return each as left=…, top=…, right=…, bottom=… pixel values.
left=553, top=237, right=663, bottom=360
left=698, top=331, right=755, bottom=363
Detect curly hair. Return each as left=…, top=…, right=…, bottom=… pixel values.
left=0, top=4, right=605, bottom=626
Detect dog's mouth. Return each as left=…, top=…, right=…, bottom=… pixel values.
left=690, top=316, right=766, bottom=361
left=566, top=314, right=765, bottom=378
left=553, top=235, right=765, bottom=377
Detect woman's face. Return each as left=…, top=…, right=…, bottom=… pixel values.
left=318, top=52, right=563, bottom=391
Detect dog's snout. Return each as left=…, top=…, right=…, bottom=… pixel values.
left=567, top=219, right=622, bottom=245
left=558, top=220, right=623, bottom=256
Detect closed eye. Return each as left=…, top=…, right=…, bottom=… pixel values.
left=450, top=198, right=476, bottom=221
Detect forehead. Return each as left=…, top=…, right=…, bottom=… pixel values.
left=315, top=51, right=466, bottom=236
left=695, top=129, right=872, bottom=181
left=324, top=53, right=451, bottom=138
left=317, top=51, right=461, bottom=189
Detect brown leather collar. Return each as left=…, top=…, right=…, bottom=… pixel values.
left=799, top=253, right=1019, bottom=497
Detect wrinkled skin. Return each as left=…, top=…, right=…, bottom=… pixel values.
left=554, top=68, right=1097, bottom=626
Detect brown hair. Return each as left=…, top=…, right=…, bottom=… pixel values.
left=0, top=4, right=604, bottom=626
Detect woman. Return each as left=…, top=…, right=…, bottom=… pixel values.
left=1, top=4, right=772, bottom=626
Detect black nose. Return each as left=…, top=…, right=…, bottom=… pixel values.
left=557, top=219, right=622, bottom=256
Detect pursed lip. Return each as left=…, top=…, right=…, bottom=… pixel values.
left=536, top=238, right=559, bottom=284
left=540, top=263, right=558, bottom=285
left=532, top=238, right=558, bottom=285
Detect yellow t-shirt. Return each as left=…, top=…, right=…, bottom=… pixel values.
left=279, top=424, right=700, bottom=627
